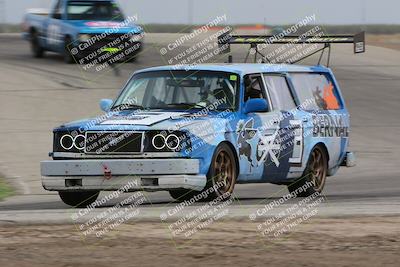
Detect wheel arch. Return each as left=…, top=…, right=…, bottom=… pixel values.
left=64, top=34, right=73, bottom=42
left=312, top=142, right=330, bottom=164
left=209, top=141, right=240, bottom=177
left=29, top=26, right=37, bottom=34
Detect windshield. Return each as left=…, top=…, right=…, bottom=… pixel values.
left=113, top=71, right=239, bottom=111
left=67, top=1, right=124, bottom=21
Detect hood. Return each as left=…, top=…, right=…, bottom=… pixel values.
left=66, top=20, right=143, bottom=34
left=55, top=111, right=232, bottom=134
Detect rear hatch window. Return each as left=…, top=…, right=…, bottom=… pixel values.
left=290, top=73, right=342, bottom=110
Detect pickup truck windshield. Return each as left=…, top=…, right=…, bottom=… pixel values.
left=113, top=71, right=239, bottom=111
left=67, top=1, right=124, bottom=20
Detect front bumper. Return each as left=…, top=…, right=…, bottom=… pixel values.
left=41, top=158, right=206, bottom=192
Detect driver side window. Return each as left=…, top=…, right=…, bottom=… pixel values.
left=244, top=75, right=267, bottom=102
left=52, top=0, right=62, bottom=19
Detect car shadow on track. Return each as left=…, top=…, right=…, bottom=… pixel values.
left=1, top=191, right=399, bottom=211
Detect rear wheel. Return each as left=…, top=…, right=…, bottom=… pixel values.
left=30, top=31, right=44, bottom=58
left=288, top=145, right=328, bottom=197
left=58, top=191, right=99, bottom=208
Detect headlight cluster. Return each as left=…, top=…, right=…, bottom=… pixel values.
left=152, top=133, right=180, bottom=150
left=60, top=134, right=85, bottom=150
left=53, top=131, right=86, bottom=153
left=53, top=130, right=190, bottom=154
left=146, top=131, right=190, bottom=152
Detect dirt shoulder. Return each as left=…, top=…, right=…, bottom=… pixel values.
left=367, top=34, right=400, bottom=51
left=0, top=216, right=399, bottom=267
left=0, top=176, right=13, bottom=201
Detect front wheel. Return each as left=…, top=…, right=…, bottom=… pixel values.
left=30, top=31, right=44, bottom=58
left=288, top=145, right=328, bottom=197
left=204, top=143, right=238, bottom=200
left=58, top=191, right=99, bottom=208
left=169, top=144, right=238, bottom=202
left=64, top=37, right=76, bottom=64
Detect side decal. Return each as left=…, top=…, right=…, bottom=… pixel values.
left=236, top=118, right=257, bottom=168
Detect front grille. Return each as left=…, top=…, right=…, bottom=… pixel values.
left=85, top=131, right=143, bottom=154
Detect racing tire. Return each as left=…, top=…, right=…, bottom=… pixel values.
left=204, top=143, right=238, bottom=201
left=170, top=144, right=238, bottom=202
left=287, top=145, right=328, bottom=197
left=64, top=36, right=76, bottom=64
left=58, top=191, right=99, bottom=208
left=30, top=31, right=44, bottom=58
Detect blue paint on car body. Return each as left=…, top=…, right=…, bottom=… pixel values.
left=41, top=63, right=355, bottom=204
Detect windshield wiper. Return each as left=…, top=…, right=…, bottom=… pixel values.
left=111, top=103, right=145, bottom=111
left=166, top=103, right=206, bottom=109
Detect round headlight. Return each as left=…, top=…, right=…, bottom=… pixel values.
left=73, top=135, right=86, bottom=150
left=152, top=134, right=166, bottom=150
left=79, top=34, right=91, bottom=42
left=166, top=134, right=180, bottom=150
left=60, top=134, right=74, bottom=150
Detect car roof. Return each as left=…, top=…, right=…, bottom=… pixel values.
left=134, top=63, right=331, bottom=76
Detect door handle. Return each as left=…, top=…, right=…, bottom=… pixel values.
left=302, top=118, right=309, bottom=123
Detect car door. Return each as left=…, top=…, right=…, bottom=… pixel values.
left=259, top=73, right=304, bottom=183
left=44, top=0, right=64, bottom=51
left=237, top=73, right=286, bottom=182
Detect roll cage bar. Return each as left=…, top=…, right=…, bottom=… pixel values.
left=217, top=31, right=365, bottom=67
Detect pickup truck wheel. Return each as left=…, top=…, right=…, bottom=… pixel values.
left=205, top=143, right=237, bottom=201
left=31, top=31, right=44, bottom=58
left=64, top=37, right=76, bottom=64
left=58, top=191, right=99, bottom=208
left=288, top=146, right=327, bottom=197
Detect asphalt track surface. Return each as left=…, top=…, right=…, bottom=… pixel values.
left=0, top=33, right=399, bottom=220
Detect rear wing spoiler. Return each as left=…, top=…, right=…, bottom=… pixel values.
left=218, top=31, right=365, bottom=65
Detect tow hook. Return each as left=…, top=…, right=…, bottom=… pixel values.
left=102, top=164, right=112, bottom=180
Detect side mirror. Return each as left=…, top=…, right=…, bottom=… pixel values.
left=100, top=99, right=113, bottom=112
left=244, top=98, right=269, bottom=114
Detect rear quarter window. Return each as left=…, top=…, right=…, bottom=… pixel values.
left=290, top=73, right=342, bottom=110
left=263, top=75, right=296, bottom=111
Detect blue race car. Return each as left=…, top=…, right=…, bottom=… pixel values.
left=41, top=62, right=358, bottom=207
left=23, top=0, right=143, bottom=63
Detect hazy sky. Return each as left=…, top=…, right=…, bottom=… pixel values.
left=1, top=0, right=399, bottom=25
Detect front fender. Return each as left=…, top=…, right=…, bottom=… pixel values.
left=184, top=122, right=238, bottom=175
